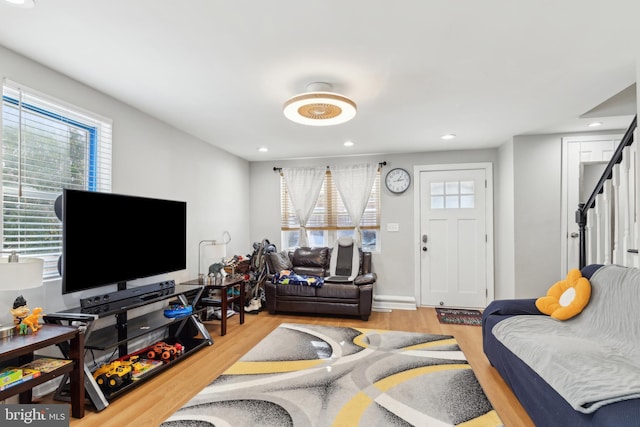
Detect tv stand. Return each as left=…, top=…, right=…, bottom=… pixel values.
left=45, top=281, right=211, bottom=411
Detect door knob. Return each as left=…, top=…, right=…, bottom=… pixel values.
left=422, top=247, right=427, bottom=252
left=570, top=232, right=579, bottom=238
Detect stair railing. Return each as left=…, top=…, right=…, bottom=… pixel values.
left=576, top=115, right=637, bottom=269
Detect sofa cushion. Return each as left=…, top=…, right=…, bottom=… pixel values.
left=274, top=283, right=317, bottom=298
left=316, top=282, right=360, bottom=299
left=292, top=247, right=329, bottom=277
left=268, top=251, right=293, bottom=272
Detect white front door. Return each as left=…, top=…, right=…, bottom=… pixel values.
left=417, top=164, right=493, bottom=308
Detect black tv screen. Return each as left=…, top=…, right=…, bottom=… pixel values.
left=61, top=189, right=187, bottom=294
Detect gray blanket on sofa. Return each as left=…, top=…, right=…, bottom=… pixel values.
left=492, top=264, right=640, bottom=414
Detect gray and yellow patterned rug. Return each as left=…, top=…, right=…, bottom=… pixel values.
left=161, top=323, right=503, bottom=427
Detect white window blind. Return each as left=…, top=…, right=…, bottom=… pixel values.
left=1, top=79, right=112, bottom=278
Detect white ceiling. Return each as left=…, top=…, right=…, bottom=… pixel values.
left=0, top=0, right=638, bottom=162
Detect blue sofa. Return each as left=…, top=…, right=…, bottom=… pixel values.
left=482, top=264, right=640, bottom=427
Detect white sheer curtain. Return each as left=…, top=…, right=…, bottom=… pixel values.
left=329, top=162, right=378, bottom=247
left=282, top=167, right=326, bottom=247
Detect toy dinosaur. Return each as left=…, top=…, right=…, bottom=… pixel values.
left=21, top=307, right=43, bottom=334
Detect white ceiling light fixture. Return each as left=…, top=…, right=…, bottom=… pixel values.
left=441, top=134, right=456, bottom=140
left=588, top=122, right=602, bottom=127
left=283, top=82, right=357, bottom=126
left=4, top=0, right=35, bottom=7
left=343, top=140, right=355, bottom=147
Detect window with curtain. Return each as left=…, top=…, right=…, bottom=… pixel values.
left=1, top=80, right=112, bottom=278
left=280, top=170, right=381, bottom=251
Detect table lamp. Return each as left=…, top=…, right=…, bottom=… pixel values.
left=0, top=251, right=44, bottom=289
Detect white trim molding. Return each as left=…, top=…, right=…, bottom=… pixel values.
left=373, top=295, right=417, bottom=311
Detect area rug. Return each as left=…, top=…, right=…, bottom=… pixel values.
left=161, top=323, right=502, bottom=427
left=436, top=308, right=483, bottom=326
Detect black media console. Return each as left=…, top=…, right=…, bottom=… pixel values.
left=79, top=280, right=176, bottom=309
left=45, top=281, right=211, bottom=411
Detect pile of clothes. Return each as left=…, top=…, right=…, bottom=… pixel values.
left=272, top=270, right=324, bottom=288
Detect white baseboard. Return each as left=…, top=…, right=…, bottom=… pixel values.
left=373, top=295, right=417, bottom=311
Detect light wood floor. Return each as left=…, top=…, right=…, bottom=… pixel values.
left=46, top=307, right=535, bottom=427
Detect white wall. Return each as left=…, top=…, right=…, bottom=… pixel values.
left=0, top=45, right=250, bottom=326
left=496, top=139, right=515, bottom=299
left=512, top=134, right=562, bottom=298
left=249, top=149, right=499, bottom=308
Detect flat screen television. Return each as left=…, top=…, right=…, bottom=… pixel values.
left=61, top=189, right=187, bottom=294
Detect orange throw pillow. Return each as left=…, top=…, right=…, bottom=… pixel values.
left=535, top=269, right=591, bottom=320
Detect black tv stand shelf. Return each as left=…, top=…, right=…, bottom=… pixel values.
left=45, top=281, right=211, bottom=412
left=85, top=310, right=184, bottom=350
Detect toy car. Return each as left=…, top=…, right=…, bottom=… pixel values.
left=163, top=304, right=193, bottom=318
left=92, top=356, right=143, bottom=390
left=146, top=341, right=183, bottom=362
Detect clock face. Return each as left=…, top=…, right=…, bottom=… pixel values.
left=385, top=168, right=411, bottom=193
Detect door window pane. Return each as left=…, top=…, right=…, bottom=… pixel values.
left=446, top=195, right=459, bottom=208
left=431, top=196, right=444, bottom=209
left=445, top=181, right=458, bottom=194
left=460, top=181, right=474, bottom=194
left=460, top=195, right=475, bottom=208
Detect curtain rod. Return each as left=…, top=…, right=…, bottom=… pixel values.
left=273, top=161, right=386, bottom=173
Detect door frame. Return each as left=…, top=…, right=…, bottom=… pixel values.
left=413, top=162, right=495, bottom=306
left=560, top=135, right=621, bottom=274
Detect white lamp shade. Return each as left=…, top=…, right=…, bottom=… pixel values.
left=0, top=257, right=44, bottom=290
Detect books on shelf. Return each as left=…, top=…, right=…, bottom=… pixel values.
left=0, top=368, right=23, bottom=390
left=20, top=357, right=72, bottom=373
left=0, top=366, right=42, bottom=391
left=20, top=368, right=41, bottom=381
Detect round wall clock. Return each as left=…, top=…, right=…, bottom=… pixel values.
left=385, top=168, right=411, bottom=194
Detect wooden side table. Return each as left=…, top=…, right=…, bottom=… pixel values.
left=182, top=276, right=245, bottom=336
left=0, top=324, right=85, bottom=418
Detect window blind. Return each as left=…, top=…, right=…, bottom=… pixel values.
left=2, top=79, right=112, bottom=278
left=280, top=170, right=381, bottom=231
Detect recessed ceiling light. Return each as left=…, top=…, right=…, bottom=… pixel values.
left=441, top=134, right=456, bottom=140
left=4, top=0, right=35, bottom=7
left=258, top=147, right=268, bottom=152
left=588, top=122, right=602, bottom=127
left=343, top=140, right=355, bottom=147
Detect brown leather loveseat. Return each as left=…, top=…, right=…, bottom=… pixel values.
left=264, top=246, right=376, bottom=320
